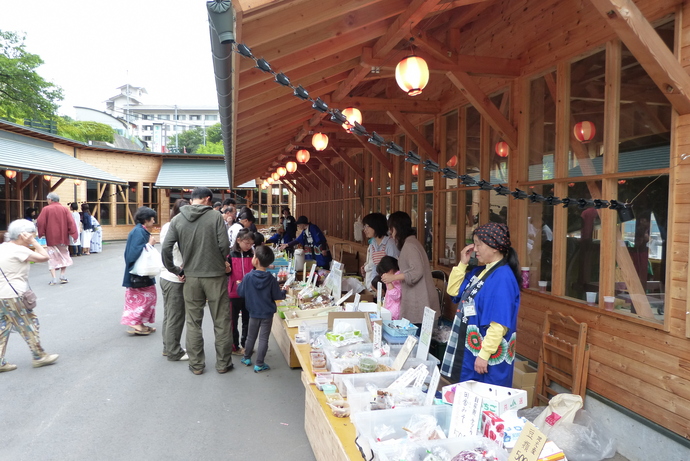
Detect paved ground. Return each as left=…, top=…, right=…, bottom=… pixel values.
left=1, top=241, right=316, bottom=461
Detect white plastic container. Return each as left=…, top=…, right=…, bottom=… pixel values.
left=294, top=248, right=305, bottom=271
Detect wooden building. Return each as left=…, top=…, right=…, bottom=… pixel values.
left=207, top=0, right=690, bottom=452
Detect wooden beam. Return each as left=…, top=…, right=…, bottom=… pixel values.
left=310, top=121, right=397, bottom=134
left=446, top=70, right=519, bottom=150
left=280, top=179, right=297, bottom=196
left=338, top=96, right=441, bottom=113
left=372, top=0, right=444, bottom=58
left=588, top=0, right=690, bottom=114
left=305, top=162, right=330, bottom=187
left=331, top=66, right=373, bottom=102
left=354, top=136, right=394, bottom=172
left=50, top=177, right=66, bottom=192
left=294, top=168, right=320, bottom=190
left=330, top=147, right=365, bottom=179
left=316, top=156, right=345, bottom=184
left=386, top=110, right=440, bottom=162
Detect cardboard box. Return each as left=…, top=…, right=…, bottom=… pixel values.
left=481, top=411, right=505, bottom=448
left=513, top=360, right=538, bottom=388
left=444, top=380, right=527, bottom=415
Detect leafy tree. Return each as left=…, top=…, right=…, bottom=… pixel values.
left=0, top=30, right=63, bottom=120
left=206, top=123, right=222, bottom=143
left=197, top=141, right=224, bottom=155
left=57, top=118, right=114, bottom=143
left=168, top=127, right=205, bottom=153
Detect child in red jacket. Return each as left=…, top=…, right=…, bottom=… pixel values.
left=227, top=228, right=255, bottom=355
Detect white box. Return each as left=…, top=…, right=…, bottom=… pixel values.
left=459, top=381, right=528, bottom=415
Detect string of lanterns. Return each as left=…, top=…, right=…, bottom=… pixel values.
left=4, top=170, right=85, bottom=186
left=239, top=42, right=633, bottom=220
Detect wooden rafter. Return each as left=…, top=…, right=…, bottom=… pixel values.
left=330, top=147, right=365, bottom=179
left=446, top=70, right=518, bottom=149
left=316, top=156, right=345, bottom=184
left=588, top=0, right=690, bottom=114
left=305, top=162, right=331, bottom=187
left=354, top=136, right=394, bottom=171
left=338, top=96, right=441, bottom=113
left=372, top=0, right=444, bottom=58
left=386, top=110, right=440, bottom=162
left=294, top=168, right=320, bottom=190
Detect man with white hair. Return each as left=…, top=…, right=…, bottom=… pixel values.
left=36, top=193, right=78, bottom=285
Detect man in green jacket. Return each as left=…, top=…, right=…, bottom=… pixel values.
left=162, top=187, right=233, bottom=375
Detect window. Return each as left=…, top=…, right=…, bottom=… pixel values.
left=174, top=115, right=186, bottom=121
left=143, top=125, right=153, bottom=131
left=205, top=115, right=218, bottom=121
left=157, top=114, right=170, bottom=120
left=190, top=115, right=202, bottom=121
left=116, top=182, right=138, bottom=225
left=86, top=181, right=112, bottom=225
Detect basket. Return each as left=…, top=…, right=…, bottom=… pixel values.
left=381, top=319, right=418, bottom=337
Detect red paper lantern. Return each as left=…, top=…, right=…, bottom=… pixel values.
left=342, top=107, right=362, bottom=131
left=495, top=141, right=509, bottom=158
left=573, top=121, right=596, bottom=143
left=277, top=167, right=287, bottom=177
left=5, top=170, right=16, bottom=179
left=43, top=175, right=52, bottom=181
left=286, top=161, right=297, bottom=173
left=311, top=133, right=328, bottom=151
left=395, top=56, right=429, bottom=97
left=267, top=177, right=275, bottom=185
left=411, top=164, right=419, bottom=176
left=296, top=149, right=310, bottom=164
left=446, top=155, right=458, bottom=168
left=271, top=172, right=280, bottom=181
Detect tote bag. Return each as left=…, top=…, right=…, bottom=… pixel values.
left=129, top=244, right=163, bottom=277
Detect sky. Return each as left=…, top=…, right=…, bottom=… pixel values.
left=0, top=0, right=219, bottom=118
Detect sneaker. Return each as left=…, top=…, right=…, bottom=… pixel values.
left=189, top=366, right=203, bottom=375
left=178, top=353, right=189, bottom=361
left=0, top=363, right=17, bottom=372
left=240, top=358, right=252, bottom=366
left=254, top=364, right=270, bottom=373
left=59, top=277, right=69, bottom=284
left=231, top=347, right=244, bottom=356
left=33, top=354, right=59, bottom=368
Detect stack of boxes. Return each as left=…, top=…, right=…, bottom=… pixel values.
left=513, top=359, right=538, bottom=407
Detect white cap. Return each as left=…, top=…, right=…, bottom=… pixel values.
left=521, top=267, right=530, bottom=271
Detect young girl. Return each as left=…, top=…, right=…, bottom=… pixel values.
left=227, top=229, right=255, bottom=355
left=377, top=256, right=402, bottom=320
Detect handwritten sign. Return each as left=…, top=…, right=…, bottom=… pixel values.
left=508, top=421, right=547, bottom=461
left=416, top=306, right=435, bottom=360
left=448, top=387, right=483, bottom=437
left=372, top=322, right=382, bottom=353
left=424, top=366, right=441, bottom=407
left=391, top=335, right=418, bottom=371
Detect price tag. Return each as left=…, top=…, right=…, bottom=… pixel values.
left=335, top=289, right=354, bottom=306
left=372, top=322, right=382, bottom=352
left=353, top=293, right=361, bottom=311
left=391, top=335, right=418, bottom=371
left=416, top=306, right=435, bottom=360
left=376, top=281, right=383, bottom=318
left=508, top=422, right=547, bottom=461
left=424, top=366, right=441, bottom=406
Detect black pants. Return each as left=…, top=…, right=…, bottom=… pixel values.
left=230, top=297, right=249, bottom=349
left=244, top=317, right=272, bottom=366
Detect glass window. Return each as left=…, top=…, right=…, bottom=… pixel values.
left=443, top=191, right=458, bottom=265
left=529, top=72, right=557, bottom=181
left=526, top=184, right=555, bottom=292
left=423, top=193, right=433, bottom=260
left=489, top=92, right=509, bottom=184
left=444, top=111, right=459, bottom=189
left=564, top=181, right=600, bottom=301
left=465, top=106, right=481, bottom=180
left=205, top=114, right=218, bottom=121
left=423, top=122, right=434, bottom=192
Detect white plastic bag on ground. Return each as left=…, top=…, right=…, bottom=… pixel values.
left=548, top=409, right=617, bottom=461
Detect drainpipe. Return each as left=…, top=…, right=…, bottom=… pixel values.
left=207, top=0, right=236, bottom=188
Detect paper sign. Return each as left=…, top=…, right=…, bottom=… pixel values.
left=335, top=289, right=354, bottom=306
left=449, top=387, right=483, bottom=438
left=308, top=263, right=317, bottom=287
left=508, top=421, right=547, bottom=461
left=376, top=281, right=383, bottom=318
left=391, top=335, right=418, bottom=371
left=284, top=274, right=295, bottom=286
left=372, top=322, right=382, bottom=352
left=388, top=364, right=428, bottom=390
left=424, top=366, right=441, bottom=407
left=416, top=306, right=435, bottom=360
left=353, top=293, right=361, bottom=311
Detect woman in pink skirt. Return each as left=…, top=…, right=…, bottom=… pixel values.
left=121, top=207, right=158, bottom=335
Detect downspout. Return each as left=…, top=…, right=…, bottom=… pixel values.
left=207, top=0, right=236, bottom=189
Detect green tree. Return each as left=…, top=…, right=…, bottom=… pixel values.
left=169, top=127, right=205, bottom=153
left=206, top=123, right=222, bottom=143
left=197, top=141, right=224, bottom=155
left=57, top=117, right=114, bottom=143
left=0, top=30, right=63, bottom=120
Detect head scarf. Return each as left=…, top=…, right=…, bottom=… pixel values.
left=474, top=222, right=511, bottom=253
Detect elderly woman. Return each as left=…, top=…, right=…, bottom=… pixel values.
left=0, top=219, right=58, bottom=372
left=122, top=207, right=158, bottom=335
left=361, top=212, right=399, bottom=290
left=441, top=222, right=521, bottom=386
left=380, top=211, right=440, bottom=326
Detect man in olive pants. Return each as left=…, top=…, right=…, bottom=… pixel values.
left=162, top=187, right=233, bottom=375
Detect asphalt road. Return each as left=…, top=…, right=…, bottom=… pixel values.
left=1, top=241, right=316, bottom=461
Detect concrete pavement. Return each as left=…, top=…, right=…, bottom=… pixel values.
left=1, top=241, right=316, bottom=461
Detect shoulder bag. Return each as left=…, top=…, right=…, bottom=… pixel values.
left=0, top=267, right=37, bottom=310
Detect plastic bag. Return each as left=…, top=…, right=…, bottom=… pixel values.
left=548, top=410, right=617, bottom=461
left=404, top=414, right=444, bottom=441
left=532, top=393, right=583, bottom=436
left=130, top=244, right=163, bottom=276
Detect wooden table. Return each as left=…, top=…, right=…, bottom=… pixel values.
left=272, top=316, right=361, bottom=461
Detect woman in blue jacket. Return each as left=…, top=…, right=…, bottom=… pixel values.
left=280, top=216, right=332, bottom=268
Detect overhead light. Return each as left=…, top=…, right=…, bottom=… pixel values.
left=573, top=121, right=596, bottom=143
left=312, top=98, right=328, bottom=113
left=286, top=161, right=298, bottom=173
left=267, top=176, right=274, bottom=184
left=422, top=160, right=440, bottom=173
left=368, top=132, right=386, bottom=147
left=341, top=107, right=362, bottom=132
left=411, top=165, right=419, bottom=176
left=5, top=170, right=16, bottom=179
left=395, top=55, right=429, bottom=96
left=495, top=141, right=509, bottom=157
left=447, top=155, right=458, bottom=167
left=296, top=149, right=310, bottom=164
left=74, top=179, right=82, bottom=186
left=43, top=175, right=52, bottom=181
left=311, top=133, right=328, bottom=151
left=404, top=151, right=421, bottom=164
left=277, top=167, right=287, bottom=177
left=386, top=142, right=405, bottom=156
left=271, top=172, right=280, bottom=181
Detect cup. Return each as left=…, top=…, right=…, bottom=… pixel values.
left=538, top=281, right=548, bottom=293
left=521, top=267, right=530, bottom=289
left=586, top=292, right=597, bottom=306
left=604, top=296, right=615, bottom=311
